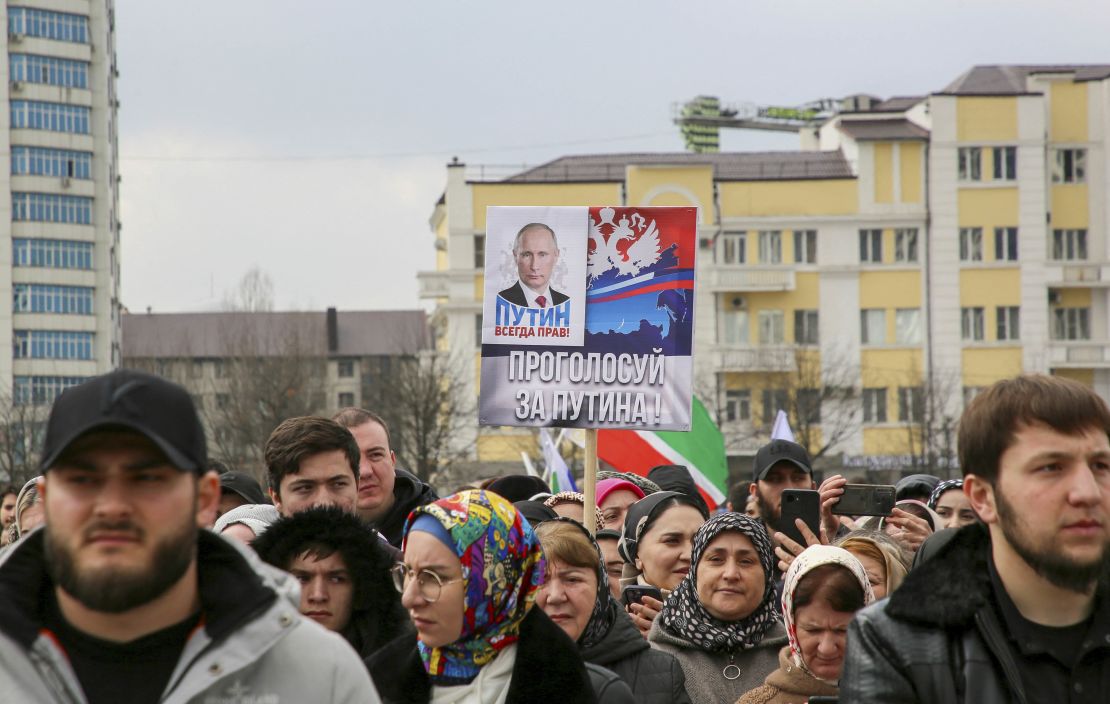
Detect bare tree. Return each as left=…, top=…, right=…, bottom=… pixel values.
left=222, top=266, right=275, bottom=313
left=202, top=315, right=326, bottom=479
left=902, top=365, right=961, bottom=478
left=0, top=390, right=45, bottom=486
left=364, top=349, right=476, bottom=485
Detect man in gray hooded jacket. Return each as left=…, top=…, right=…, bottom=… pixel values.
left=0, top=369, right=379, bottom=703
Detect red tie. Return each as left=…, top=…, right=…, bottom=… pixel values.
left=536, top=295, right=547, bottom=308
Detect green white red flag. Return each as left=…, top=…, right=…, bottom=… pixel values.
left=596, top=397, right=729, bottom=509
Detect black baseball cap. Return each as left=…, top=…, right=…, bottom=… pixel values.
left=220, top=471, right=270, bottom=505
left=39, top=369, right=207, bottom=473
left=752, top=439, right=813, bottom=482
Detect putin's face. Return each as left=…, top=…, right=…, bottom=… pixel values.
left=514, top=226, right=559, bottom=294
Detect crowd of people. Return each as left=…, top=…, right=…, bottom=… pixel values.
left=0, top=368, right=1108, bottom=703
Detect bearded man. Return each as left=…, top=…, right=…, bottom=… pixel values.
left=0, top=369, right=378, bottom=703
left=843, top=374, right=1110, bottom=703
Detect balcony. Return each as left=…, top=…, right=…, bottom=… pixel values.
left=1044, top=262, right=1110, bottom=288
left=1048, top=340, right=1110, bottom=368
left=711, top=344, right=797, bottom=373
left=417, top=271, right=450, bottom=299
left=703, top=265, right=795, bottom=293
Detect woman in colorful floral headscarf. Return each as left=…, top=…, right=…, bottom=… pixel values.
left=648, top=513, right=788, bottom=704
left=367, top=490, right=625, bottom=704
left=736, top=544, right=874, bottom=704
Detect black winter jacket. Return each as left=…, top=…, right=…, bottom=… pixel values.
left=376, top=469, right=439, bottom=548
left=367, top=607, right=634, bottom=704
left=842, top=523, right=1027, bottom=704
left=580, top=606, right=692, bottom=704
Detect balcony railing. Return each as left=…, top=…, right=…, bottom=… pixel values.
left=703, top=265, right=795, bottom=292
left=711, top=344, right=797, bottom=372
left=1048, top=340, right=1110, bottom=367
left=417, top=271, right=450, bottom=299
left=1044, top=262, right=1110, bottom=287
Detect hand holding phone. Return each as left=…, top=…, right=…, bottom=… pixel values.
left=621, top=584, right=663, bottom=608
left=831, top=484, right=896, bottom=517
left=779, top=489, right=821, bottom=548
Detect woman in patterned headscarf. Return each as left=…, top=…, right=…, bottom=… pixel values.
left=535, top=518, right=691, bottom=704
left=927, top=478, right=978, bottom=530
left=736, top=545, right=874, bottom=704
left=366, top=490, right=632, bottom=704
left=648, top=513, right=789, bottom=704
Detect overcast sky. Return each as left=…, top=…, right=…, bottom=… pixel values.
left=116, top=0, right=1110, bottom=313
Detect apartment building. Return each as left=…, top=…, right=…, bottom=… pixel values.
left=421, top=64, right=1110, bottom=475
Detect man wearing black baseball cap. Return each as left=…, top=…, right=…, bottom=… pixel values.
left=218, top=470, right=270, bottom=518
left=749, top=439, right=816, bottom=541
left=0, top=370, right=378, bottom=703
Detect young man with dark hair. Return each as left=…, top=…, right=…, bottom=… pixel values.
left=333, top=407, right=437, bottom=547
left=0, top=370, right=377, bottom=702
left=252, top=506, right=410, bottom=659
left=265, top=416, right=360, bottom=517
left=843, top=374, right=1110, bottom=702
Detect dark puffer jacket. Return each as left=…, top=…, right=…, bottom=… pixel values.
left=841, top=523, right=1044, bottom=703
left=367, top=606, right=635, bottom=704
left=580, top=607, right=691, bottom=704
left=376, top=468, right=439, bottom=548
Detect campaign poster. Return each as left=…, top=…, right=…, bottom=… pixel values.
left=482, top=206, right=588, bottom=347
left=479, top=206, right=697, bottom=430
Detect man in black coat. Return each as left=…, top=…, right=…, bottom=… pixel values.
left=842, top=375, right=1110, bottom=703
left=333, top=408, right=438, bottom=548
left=497, top=223, right=568, bottom=309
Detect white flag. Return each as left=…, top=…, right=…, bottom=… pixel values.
left=771, top=410, right=795, bottom=442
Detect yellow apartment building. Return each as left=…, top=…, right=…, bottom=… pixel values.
left=420, top=64, right=1110, bottom=478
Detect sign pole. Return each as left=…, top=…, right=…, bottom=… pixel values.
left=584, top=428, right=598, bottom=535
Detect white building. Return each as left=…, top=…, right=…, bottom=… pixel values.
left=2, top=2, right=120, bottom=405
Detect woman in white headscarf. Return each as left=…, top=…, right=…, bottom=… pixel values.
left=735, top=545, right=874, bottom=704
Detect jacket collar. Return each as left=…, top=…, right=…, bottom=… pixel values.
left=580, top=607, right=648, bottom=665
left=0, top=529, right=276, bottom=647
left=886, top=523, right=993, bottom=627
left=368, top=607, right=594, bottom=704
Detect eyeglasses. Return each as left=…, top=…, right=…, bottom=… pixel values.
left=391, top=563, right=465, bottom=603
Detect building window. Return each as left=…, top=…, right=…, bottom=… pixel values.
left=337, top=359, right=355, bottom=378
left=1052, top=148, right=1087, bottom=184
left=794, top=310, right=819, bottom=346
left=862, top=388, right=887, bottom=424
left=898, top=386, right=925, bottom=423
left=12, top=238, right=93, bottom=269
left=895, top=308, right=922, bottom=344
left=12, top=192, right=93, bottom=225
left=758, top=230, right=782, bottom=264
left=724, top=390, right=750, bottom=422
left=717, top=232, right=746, bottom=264
left=997, top=306, right=1020, bottom=341
left=793, top=230, right=817, bottom=264
left=12, top=284, right=93, bottom=314
left=861, top=309, right=886, bottom=345
left=475, top=315, right=482, bottom=348
left=8, top=7, right=90, bottom=43
left=963, top=386, right=985, bottom=407
left=11, top=147, right=92, bottom=180
left=961, top=307, right=985, bottom=342
left=216, top=393, right=230, bottom=410
left=212, top=359, right=225, bottom=378
left=758, top=310, right=784, bottom=344
left=190, top=360, right=204, bottom=379
left=859, top=229, right=882, bottom=263
left=338, top=392, right=355, bottom=408
left=894, top=228, right=918, bottom=263
left=12, top=330, right=93, bottom=360
left=9, top=54, right=89, bottom=89
left=474, top=234, right=485, bottom=269
left=797, top=388, right=822, bottom=423
left=992, top=146, right=1016, bottom=181
left=1052, top=229, right=1088, bottom=261
left=958, top=147, right=982, bottom=181
left=10, top=101, right=90, bottom=134
left=1052, top=307, right=1090, bottom=340
left=720, top=309, right=749, bottom=344
left=994, top=227, right=1018, bottom=261
left=762, top=389, right=789, bottom=424
left=13, top=375, right=87, bottom=405
left=959, top=228, right=983, bottom=262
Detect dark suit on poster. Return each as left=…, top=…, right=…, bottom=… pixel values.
left=498, top=281, right=569, bottom=308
